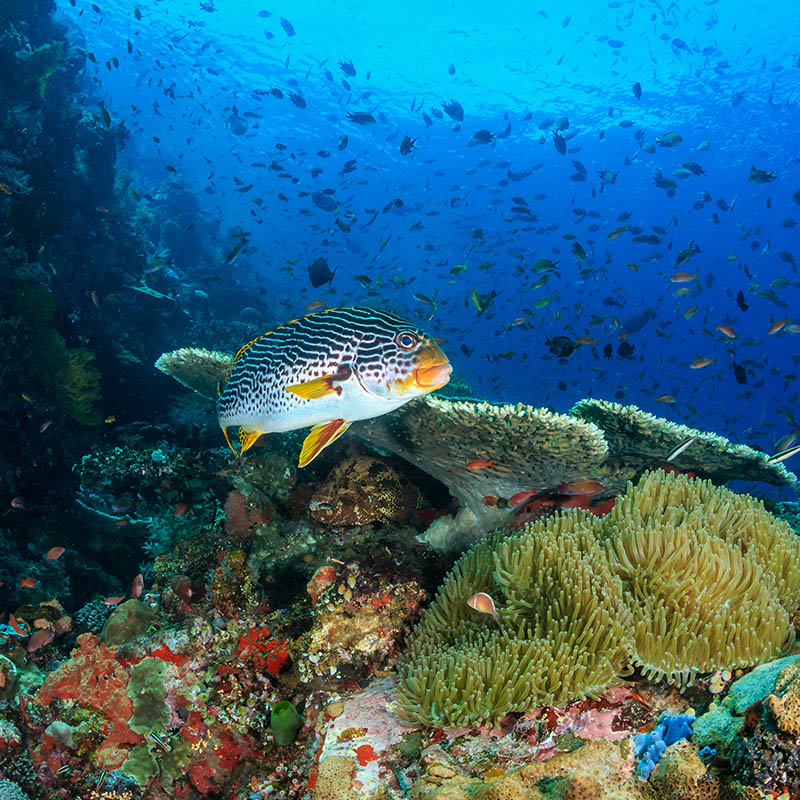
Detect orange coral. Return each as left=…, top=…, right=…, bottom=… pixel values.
left=35, top=633, right=143, bottom=768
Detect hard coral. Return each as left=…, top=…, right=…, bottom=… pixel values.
left=396, top=471, right=800, bottom=727
left=300, top=570, right=425, bottom=685
left=647, top=740, right=719, bottom=800
left=572, top=398, right=795, bottom=489
left=767, top=661, right=800, bottom=738
left=310, top=455, right=418, bottom=526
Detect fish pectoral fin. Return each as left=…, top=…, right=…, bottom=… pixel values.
left=239, top=428, right=263, bottom=454
left=284, top=365, right=353, bottom=399
left=298, top=419, right=351, bottom=467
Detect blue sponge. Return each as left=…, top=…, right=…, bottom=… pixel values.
left=634, top=712, right=694, bottom=779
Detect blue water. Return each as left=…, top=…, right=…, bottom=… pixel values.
left=58, top=0, right=800, bottom=487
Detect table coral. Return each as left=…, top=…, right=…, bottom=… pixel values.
left=155, top=346, right=795, bottom=553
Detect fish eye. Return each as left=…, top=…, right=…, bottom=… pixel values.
left=395, top=331, right=418, bottom=349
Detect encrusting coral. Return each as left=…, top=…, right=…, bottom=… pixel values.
left=395, top=470, right=800, bottom=727
left=309, top=454, right=419, bottom=526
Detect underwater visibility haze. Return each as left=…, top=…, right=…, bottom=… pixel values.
left=3, top=0, right=800, bottom=797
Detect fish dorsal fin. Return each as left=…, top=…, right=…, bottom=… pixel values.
left=239, top=428, right=262, bottom=454
left=298, top=419, right=351, bottom=467
left=285, top=365, right=352, bottom=400
left=221, top=334, right=268, bottom=389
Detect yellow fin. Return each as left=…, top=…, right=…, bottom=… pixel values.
left=285, top=366, right=352, bottom=400
left=239, top=428, right=263, bottom=454
left=298, top=419, right=351, bottom=467
left=221, top=426, right=237, bottom=455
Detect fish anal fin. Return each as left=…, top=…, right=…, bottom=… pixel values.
left=298, top=419, right=351, bottom=467
left=285, top=365, right=352, bottom=400
left=239, top=428, right=263, bottom=454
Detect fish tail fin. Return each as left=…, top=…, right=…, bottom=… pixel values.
left=298, top=419, right=351, bottom=467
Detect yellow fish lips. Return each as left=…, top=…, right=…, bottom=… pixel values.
left=415, top=361, right=452, bottom=389
left=388, top=343, right=452, bottom=396
left=413, top=341, right=452, bottom=390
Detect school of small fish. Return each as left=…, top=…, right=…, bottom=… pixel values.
left=57, top=0, right=800, bottom=470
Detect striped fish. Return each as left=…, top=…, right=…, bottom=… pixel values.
left=218, top=307, right=452, bottom=467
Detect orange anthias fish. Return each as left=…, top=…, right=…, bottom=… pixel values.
left=560, top=479, right=605, bottom=496
left=509, top=490, right=537, bottom=506
left=689, top=357, right=715, bottom=369
left=715, top=324, right=736, bottom=338
left=466, top=592, right=501, bottom=621
left=670, top=272, right=697, bottom=283
left=767, top=318, right=789, bottom=335
left=45, top=546, right=65, bottom=562
left=466, top=458, right=494, bottom=471
left=20, top=577, right=36, bottom=589
left=103, top=595, right=125, bottom=606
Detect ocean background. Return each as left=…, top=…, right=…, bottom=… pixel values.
left=4, top=2, right=800, bottom=797
left=52, top=0, right=800, bottom=479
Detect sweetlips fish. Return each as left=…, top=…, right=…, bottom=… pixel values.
left=217, top=306, right=452, bottom=467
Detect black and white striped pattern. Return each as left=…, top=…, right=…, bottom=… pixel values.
left=217, top=307, right=440, bottom=435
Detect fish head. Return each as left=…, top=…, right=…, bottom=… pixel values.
left=355, top=323, right=451, bottom=401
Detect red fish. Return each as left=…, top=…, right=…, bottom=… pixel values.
left=9, top=613, right=28, bottom=635
left=131, top=573, right=144, bottom=599
left=20, top=577, right=36, bottom=589
left=466, top=458, right=494, bottom=471
left=509, top=490, right=536, bottom=506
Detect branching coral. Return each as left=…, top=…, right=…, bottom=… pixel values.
left=395, top=471, right=800, bottom=727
